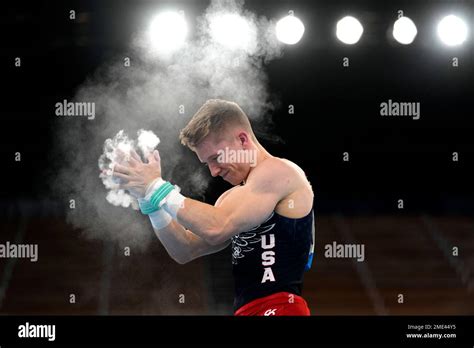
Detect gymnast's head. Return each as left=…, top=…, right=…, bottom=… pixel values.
left=180, top=99, right=264, bottom=185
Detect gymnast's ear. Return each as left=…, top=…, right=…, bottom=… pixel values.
left=237, top=131, right=250, bottom=146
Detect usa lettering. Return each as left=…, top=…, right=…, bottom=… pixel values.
left=261, top=234, right=276, bottom=283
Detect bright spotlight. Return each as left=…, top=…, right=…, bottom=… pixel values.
left=336, top=16, right=364, bottom=44
left=276, top=13, right=305, bottom=45
left=437, top=15, right=468, bottom=46
left=393, top=16, right=417, bottom=44
left=149, top=11, right=188, bottom=53
left=210, top=13, right=257, bottom=51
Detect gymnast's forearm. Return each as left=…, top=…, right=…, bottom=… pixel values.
left=174, top=198, right=230, bottom=244
left=152, top=219, right=222, bottom=264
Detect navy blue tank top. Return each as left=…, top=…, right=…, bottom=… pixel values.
left=231, top=210, right=315, bottom=310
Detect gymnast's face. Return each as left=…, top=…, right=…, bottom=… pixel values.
left=194, top=130, right=253, bottom=186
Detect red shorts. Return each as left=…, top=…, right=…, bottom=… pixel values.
left=234, top=292, right=310, bottom=316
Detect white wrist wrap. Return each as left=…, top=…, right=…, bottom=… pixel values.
left=148, top=209, right=172, bottom=230
left=162, top=188, right=186, bottom=220
left=145, top=177, right=166, bottom=200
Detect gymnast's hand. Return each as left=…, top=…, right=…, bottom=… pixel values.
left=112, top=149, right=162, bottom=198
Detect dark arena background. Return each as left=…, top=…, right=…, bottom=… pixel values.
left=1, top=0, right=473, bottom=345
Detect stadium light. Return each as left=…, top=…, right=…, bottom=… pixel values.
left=149, top=11, right=188, bottom=53
left=437, top=15, right=468, bottom=46
left=336, top=16, right=364, bottom=44
left=209, top=13, right=257, bottom=51
left=276, top=11, right=305, bottom=45
left=393, top=16, right=417, bottom=45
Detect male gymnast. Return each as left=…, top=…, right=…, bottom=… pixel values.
left=112, top=99, right=315, bottom=315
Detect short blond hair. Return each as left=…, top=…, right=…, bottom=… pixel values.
left=180, top=99, right=254, bottom=149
